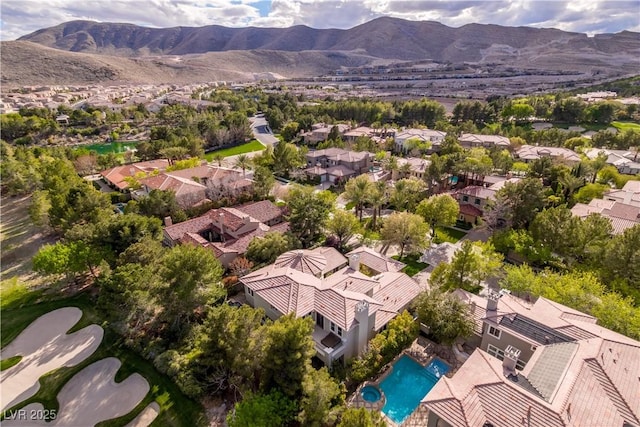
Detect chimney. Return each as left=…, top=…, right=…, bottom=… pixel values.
left=219, top=212, right=225, bottom=242
left=487, top=290, right=500, bottom=312
left=349, top=254, right=360, bottom=272
left=163, top=216, right=173, bottom=227
left=355, top=300, right=370, bottom=356
left=503, top=345, right=521, bottom=373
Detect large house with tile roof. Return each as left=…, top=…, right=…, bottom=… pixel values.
left=516, top=145, right=581, bottom=165
left=395, top=128, right=447, bottom=154
left=408, top=289, right=640, bottom=427
left=100, top=159, right=170, bottom=192
left=604, top=180, right=640, bottom=208
left=458, top=133, right=510, bottom=150
left=304, top=148, right=373, bottom=184
left=240, top=248, right=422, bottom=367
left=571, top=198, right=640, bottom=234
left=162, top=200, right=287, bottom=268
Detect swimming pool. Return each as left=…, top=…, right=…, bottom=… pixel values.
left=380, top=355, right=450, bottom=424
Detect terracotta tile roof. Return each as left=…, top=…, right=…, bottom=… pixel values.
left=459, top=133, right=510, bottom=146
left=456, top=185, right=496, bottom=200
left=139, top=173, right=206, bottom=197
left=304, top=165, right=328, bottom=175
left=347, top=246, right=405, bottom=273
left=164, top=212, right=215, bottom=241
left=516, top=145, right=581, bottom=163
left=241, top=248, right=418, bottom=331
left=326, top=164, right=356, bottom=177
left=236, top=200, right=283, bottom=224
left=310, top=247, right=348, bottom=274
left=101, top=159, right=170, bottom=189
left=459, top=203, right=483, bottom=217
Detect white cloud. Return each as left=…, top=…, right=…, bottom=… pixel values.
left=1, top=0, right=638, bottom=41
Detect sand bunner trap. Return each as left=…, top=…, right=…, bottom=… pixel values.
left=1, top=307, right=158, bottom=426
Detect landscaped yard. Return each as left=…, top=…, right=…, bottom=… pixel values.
left=0, top=281, right=207, bottom=426
left=433, top=226, right=466, bottom=244
left=204, top=139, right=264, bottom=160
left=392, top=253, right=429, bottom=277
left=612, top=121, right=640, bottom=131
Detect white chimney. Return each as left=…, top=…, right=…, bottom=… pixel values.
left=349, top=254, right=360, bottom=272
left=487, top=290, right=500, bottom=312
left=163, top=216, right=172, bottom=227
left=219, top=212, right=225, bottom=242
left=355, top=300, right=370, bottom=356
left=503, top=345, right=521, bottom=373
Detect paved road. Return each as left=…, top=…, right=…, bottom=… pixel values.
left=249, top=114, right=279, bottom=147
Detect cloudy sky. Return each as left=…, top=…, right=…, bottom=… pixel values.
left=1, top=0, right=639, bottom=41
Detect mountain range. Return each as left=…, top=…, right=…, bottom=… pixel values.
left=2, top=17, right=639, bottom=87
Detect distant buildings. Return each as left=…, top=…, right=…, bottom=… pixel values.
left=394, top=128, right=447, bottom=154
left=516, top=145, right=581, bottom=165
left=571, top=197, right=640, bottom=234
left=458, top=133, right=510, bottom=150
left=304, top=148, right=373, bottom=185
left=585, top=148, right=640, bottom=175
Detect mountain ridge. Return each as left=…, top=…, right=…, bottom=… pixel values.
left=18, top=17, right=639, bottom=62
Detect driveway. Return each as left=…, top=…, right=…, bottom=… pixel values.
left=250, top=114, right=279, bottom=147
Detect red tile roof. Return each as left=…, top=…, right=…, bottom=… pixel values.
left=236, top=200, right=283, bottom=224
left=101, top=159, right=170, bottom=189
left=459, top=203, right=483, bottom=217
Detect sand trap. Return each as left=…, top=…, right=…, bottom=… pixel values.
left=2, top=358, right=150, bottom=426
left=125, top=402, right=161, bottom=427
left=0, top=307, right=103, bottom=411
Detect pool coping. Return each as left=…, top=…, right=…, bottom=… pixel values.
left=350, top=351, right=452, bottom=426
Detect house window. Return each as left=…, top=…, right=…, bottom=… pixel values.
left=270, top=304, right=278, bottom=312
left=330, top=322, right=343, bottom=337
left=474, top=198, right=481, bottom=205
left=246, top=287, right=254, bottom=297
left=487, top=344, right=526, bottom=370
left=488, top=325, right=501, bottom=339
left=462, top=195, right=469, bottom=202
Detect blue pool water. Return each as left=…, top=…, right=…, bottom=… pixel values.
left=380, top=355, right=450, bottom=424
left=361, top=385, right=382, bottom=403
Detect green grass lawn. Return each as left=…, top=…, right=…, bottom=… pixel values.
left=612, top=121, right=640, bottom=131
left=391, top=253, right=428, bottom=277
left=204, top=139, right=264, bottom=160
left=433, top=226, right=467, bottom=244
left=0, top=283, right=207, bottom=427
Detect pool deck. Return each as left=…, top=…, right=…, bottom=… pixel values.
left=348, top=336, right=468, bottom=426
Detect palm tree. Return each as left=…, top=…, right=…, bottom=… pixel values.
left=369, top=182, right=386, bottom=230
left=212, top=153, right=225, bottom=167
left=558, top=172, right=583, bottom=202
left=234, top=154, right=251, bottom=178
left=344, top=175, right=372, bottom=221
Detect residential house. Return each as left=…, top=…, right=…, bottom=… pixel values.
left=393, top=157, right=430, bottom=180
left=346, top=246, right=405, bottom=275
left=585, top=148, right=640, bottom=175
left=100, top=159, right=170, bottom=192
left=571, top=198, right=640, bottom=234
left=162, top=200, right=288, bottom=268
left=394, top=128, right=447, bottom=154
left=516, top=145, right=581, bottom=165
left=304, top=148, right=373, bottom=184
left=301, top=123, right=351, bottom=145
left=241, top=248, right=422, bottom=367
left=454, top=178, right=521, bottom=225
left=343, top=126, right=390, bottom=144
left=133, top=165, right=253, bottom=208
left=413, top=289, right=640, bottom=427
left=604, top=180, right=640, bottom=207
left=458, top=133, right=510, bottom=150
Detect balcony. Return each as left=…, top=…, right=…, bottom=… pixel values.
left=313, top=325, right=345, bottom=366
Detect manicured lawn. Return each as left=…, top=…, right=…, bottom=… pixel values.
left=204, top=139, right=264, bottom=160
left=0, top=288, right=207, bottom=427
left=612, top=121, right=640, bottom=131
left=0, top=356, right=22, bottom=371
left=433, top=226, right=467, bottom=244
left=392, top=253, right=428, bottom=277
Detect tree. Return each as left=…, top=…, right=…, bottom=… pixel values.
left=368, top=182, right=386, bottom=230
left=431, top=241, right=503, bottom=293
left=211, top=152, right=225, bottom=167
left=494, top=178, right=546, bottom=229
left=229, top=257, right=254, bottom=277
left=261, top=314, right=315, bottom=398
left=380, top=212, right=429, bottom=259
left=326, top=210, right=362, bottom=250
left=272, top=141, right=302, bottom=177
left=389, top=178, right=427, bottom=212
left=252, top=166, right=275, bottom=199
left=234, top=154, right=252, bottom=178
left=413, top=289, right=475, bottom=344
left=286, top=186, right=335, bottom=248
left=344, top=174, right=373, bottom=220
left=573, top=183, right=608, bottom=204
left=246, top=232, right=301, bottom=264
left=91, top=213, right=163, bottom=259
left=600, top=224, right=640, bottom=299
left=416, top=194, right=459, bottom=239
left=137, top=189, right=186, bottom=222
left=227, top=392, right=297, bottom=427
left=158, top=245, right=225, bottom=337
left=337, top=408, right=387, bottom=427
left=298, top=367, right=344, bottom=427
left=33, top=241, right=102, bottom=281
